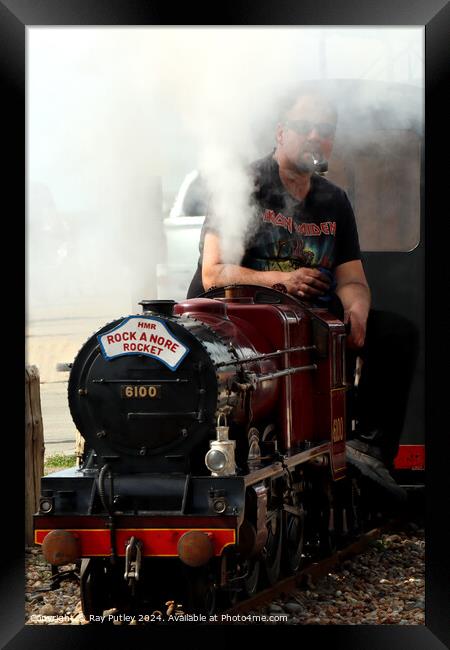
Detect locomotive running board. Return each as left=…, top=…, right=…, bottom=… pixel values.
left=243, top=442, right=331, bottom=487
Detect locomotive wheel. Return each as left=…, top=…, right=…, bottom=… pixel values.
left=216, top=583, right=239, bottom=609
left=262, top=508, right=283, bottom=585
left=80, top=558, right=109, bottom=620
left=303, top=471, right=337, bottom=558
left=336, top=477, right=363, bottom=541
left=318, top=490, right=338, bottom=556
left=283, top=503, right=305, bottom=574
left=243, top=558, right=260, bottom=596
left=350, top=475, right=376, bottom=534
left=262, top=423, right=276, bottom=441
left=185, top=568, right=217, bottom=615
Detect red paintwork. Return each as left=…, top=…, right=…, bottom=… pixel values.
left=227, top=303, right=316, bottom=448
left=34, top=527, right=236, bottom=558
left=330, top=388, right=347, bottom=480
left=394, top=444, right=425, bottom=470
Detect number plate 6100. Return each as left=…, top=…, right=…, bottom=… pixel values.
left=120, top=385, right=161, bottom=399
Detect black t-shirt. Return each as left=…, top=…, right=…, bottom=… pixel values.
left=187, top=152, right=361, bottom=298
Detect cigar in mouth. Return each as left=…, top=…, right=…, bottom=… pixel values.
left=312, top=153, right=328, bottom=173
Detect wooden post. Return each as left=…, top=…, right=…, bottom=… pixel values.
left=25, top=366, right=45, bottom=546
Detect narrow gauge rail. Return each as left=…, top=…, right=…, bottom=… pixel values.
left=223, top=525, right=386, bottom=618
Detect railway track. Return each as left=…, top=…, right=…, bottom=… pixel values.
left=222, top=524, right=392, bottom=618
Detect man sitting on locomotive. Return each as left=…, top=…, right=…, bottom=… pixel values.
left=187, top=89, right=415, bottom=503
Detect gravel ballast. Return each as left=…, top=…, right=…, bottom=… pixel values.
left=261, top=525, right=425, bottom=625
left=25, top=524, right=424, bottom=626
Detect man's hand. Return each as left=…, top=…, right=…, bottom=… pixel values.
left=335, top=260, right=371, bottom=349
left=343, top=307, right=368, bottom=349
left=282, top=268, right=331, bottom=298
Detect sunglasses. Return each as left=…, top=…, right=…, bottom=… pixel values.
left=284, top=120, right=335, bottom=139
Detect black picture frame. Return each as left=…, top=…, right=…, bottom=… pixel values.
left=4, top=0, right=449, bottom=647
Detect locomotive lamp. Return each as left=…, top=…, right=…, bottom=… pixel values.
left=39, top=497, right=54, bottom=514
left=205, top=416, right=236, bottom=476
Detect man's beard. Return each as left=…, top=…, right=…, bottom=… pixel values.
left=294, top=152, right=316, bottom=173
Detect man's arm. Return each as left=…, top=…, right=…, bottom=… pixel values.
left=202, top=233, right=280, bottom=288
left=202, top=233, right=331, bottom=296
left=335, top=260, right=371, bottom=348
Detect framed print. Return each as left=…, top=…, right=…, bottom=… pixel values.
left=2, top=0, right=449, bottom=647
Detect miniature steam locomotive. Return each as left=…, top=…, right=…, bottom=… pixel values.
left=33, top=285, right=373, bottom=616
